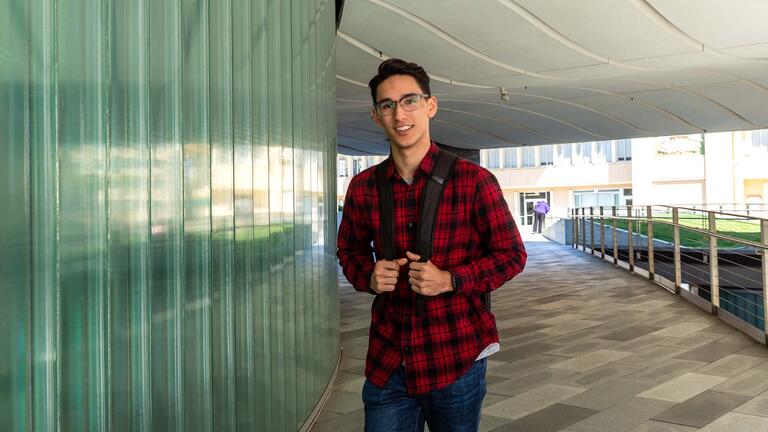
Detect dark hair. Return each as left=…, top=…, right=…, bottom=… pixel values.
left=368, top=58, right=431, bottom=105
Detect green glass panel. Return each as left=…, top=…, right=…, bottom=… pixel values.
left=0, top=0, right=340, bottom=430
left=0, top=2, right=32, bottom=431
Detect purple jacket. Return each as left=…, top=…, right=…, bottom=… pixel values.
left=533, top=201, right=550, bottom=214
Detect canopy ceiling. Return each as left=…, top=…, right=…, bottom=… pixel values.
left=335, top=0, right=768, bottom=155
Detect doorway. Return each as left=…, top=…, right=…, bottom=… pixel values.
left=519, top=192, right=550, bottom=226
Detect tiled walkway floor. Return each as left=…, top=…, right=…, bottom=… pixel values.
left=313, top=234, right=768, bottom=432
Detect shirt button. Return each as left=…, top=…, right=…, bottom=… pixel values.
left=407, top=222, right=414, bottom=230
left=403, top=346, right=411, bottom=353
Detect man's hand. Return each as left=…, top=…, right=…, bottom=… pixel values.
left=370, top=258, right=408, bottom=294
left=405, top=251, right=453, bottom=296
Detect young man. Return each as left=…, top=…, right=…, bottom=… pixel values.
left=337, top=59, right=527, bottom=431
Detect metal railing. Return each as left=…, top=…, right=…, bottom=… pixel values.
left=571, top=205, right=768, bottom=344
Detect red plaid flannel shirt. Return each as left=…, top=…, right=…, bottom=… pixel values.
left=337, top=143, right=527, bottom=395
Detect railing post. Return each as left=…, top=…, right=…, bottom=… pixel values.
left=628, top=205, right=634, bottom=272
left=761, top=219, right=768, bottom=344
left=581, top=208, right=587, bottom=252
left=647, top=205, right=654, bottom=280
left=709, top=211, right=720, bottom=315
left=571, top=208, right=575, bottom=247
left=600, top=206, right=605, bottom=259
left=612, top=206, right=618, bottom=265
left=573, top=208, right=578, bottom=248
left=590, top=207, right=595, bottom=255
left=673, top=207, right=681, bottom=295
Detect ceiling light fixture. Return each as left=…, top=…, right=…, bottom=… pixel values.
left=499, top=87, right=509, bottom=102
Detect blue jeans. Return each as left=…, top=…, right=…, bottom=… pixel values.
left=362, top=359, right=487, bottom=432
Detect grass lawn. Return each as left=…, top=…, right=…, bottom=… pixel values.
left=597, top=215, right=761, bottom=249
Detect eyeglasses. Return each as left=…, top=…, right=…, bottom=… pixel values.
left=373, top=93, right=431, bottom=116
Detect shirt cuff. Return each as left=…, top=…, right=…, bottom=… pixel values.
left=450, top=266, right=474, bottom=295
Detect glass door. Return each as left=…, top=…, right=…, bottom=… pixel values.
left=518, top=192, right=550, bottom=226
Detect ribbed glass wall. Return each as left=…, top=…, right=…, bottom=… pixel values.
left=0, top=0, right=340, bottom=431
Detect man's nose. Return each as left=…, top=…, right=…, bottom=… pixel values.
left=393, top=103, right=408, bottom=120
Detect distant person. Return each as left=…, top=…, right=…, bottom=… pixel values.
left=337, top=58, right=527, bottom=431
left=532, top=199, right=550, bottom=234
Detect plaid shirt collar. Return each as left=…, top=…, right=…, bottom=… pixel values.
left=384, top=141, right=441, bottom=182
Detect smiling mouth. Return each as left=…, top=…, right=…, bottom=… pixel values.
left=395, top=125, right=413, bottom=133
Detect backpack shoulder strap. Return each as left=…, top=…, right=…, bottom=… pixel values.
left=415, top=150, right=458, bottom=262
left=375, top=160, right=396, bottom=261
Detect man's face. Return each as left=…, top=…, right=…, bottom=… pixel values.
left=371, top=74, right=437, bottom=152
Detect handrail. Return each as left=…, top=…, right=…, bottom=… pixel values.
left=569, top=205, right=768, bottom=345
left=659, top=204, right=768, bottom=221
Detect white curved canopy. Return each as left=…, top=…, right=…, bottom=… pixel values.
left=336, top=0, right=768, bottom=155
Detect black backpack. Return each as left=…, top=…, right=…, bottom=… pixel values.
left=374, top=150, right=490, bottom=316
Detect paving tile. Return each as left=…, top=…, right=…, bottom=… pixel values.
left=735, top=345, right=768, bottom=358
left=489, top=404, right=597, bottom=432
left=553, top=361, right=644, bottom=388
left=538, top=320, right=604, bottom=336
left=312, top=407, right=365, bottom=432
left=549, top=349, right=633, bottom=371
left=627, top=420, right=700, bottom=431
left=712, top=368, right=768, bottom=397
left=539, top=314, right=592, bottom=326
left=562, top=379, right=658, bottom=411
left=492, top=341, right=561, bottom=362
left=621, top=345, right=689, bottom=367
left=693, top=354, right=767, bottom=378
left=734, top=391, right=768, bottom=418
left=333, top=376, right=365, bottom=394
left=698, top=412, right=768, bottom=431
left=483, top=384, right=586, bottom=420
left=322, top=390, right=363, bottom=415
left=651, top=322, right=714, bottom=338
left=545, top=339, right=618, bottom=357
left=567, top=397, right=675, bottom=432
left=487, top=368, right=576, bottom=397
left=638, top=373, right=728, bottom=403
left=488, top=354, right=567, bottom=379
left=674, top=342, right=744, bottom=363
left=480, top=415, right=513, bottom=432
left=629, top=359, right=708, bottom=382
left=600, top=325, right=665, bottom=342
left=652, top=390, right=750, bottom=427
left=661, top=332, right=728, bottom=350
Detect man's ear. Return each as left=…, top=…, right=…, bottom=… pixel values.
left=371, top=108, right=384, bottom=128
left=427, top=96, right=438, bottom=119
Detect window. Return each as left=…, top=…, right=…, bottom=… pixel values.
left=574, top=142, right=592, bottom=164
left=555, top=144, right=572, bottom=166
left=751, top=129, right=768, bottom=153
left=338, top=157, right=348, bottom=177
left=617, top=139, right=632, bottom=161
left=623, top=188, right=633, bottom=206
left=539, top=145, right=553, bottom=166
left=503, top=147, right=518, bottom=168
left=522, top=147, right=535, bottom=167
left=352, top=158, right=362, bottom=175
left=487, top=149, right=500, bottom=169
left=594, top=141, right=612, bottom=163
left=366, top=156, right=377, bottom=168
left=574, top=189, right=620, bottom=208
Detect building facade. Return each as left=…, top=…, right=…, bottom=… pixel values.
left=338, top=130, right=768, bottom=229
